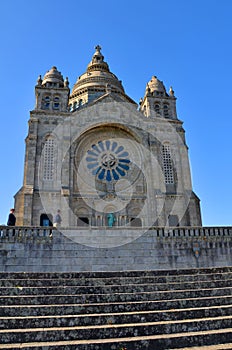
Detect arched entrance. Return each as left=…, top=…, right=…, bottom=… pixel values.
left=40, top=213, right=53, bottom=226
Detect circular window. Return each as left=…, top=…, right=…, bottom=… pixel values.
left=86, top=140, right=130, bottom=182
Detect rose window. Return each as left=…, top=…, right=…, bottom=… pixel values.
left=86, top=140, right=130, bottom=182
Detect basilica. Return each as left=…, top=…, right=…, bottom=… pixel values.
left=14, top=45, right=202, bottom=228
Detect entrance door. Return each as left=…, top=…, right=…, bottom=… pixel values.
left=40, top=214, right=53, bottom=226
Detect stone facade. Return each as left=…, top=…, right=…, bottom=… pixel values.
left=14, top=45, right=201, bottom=228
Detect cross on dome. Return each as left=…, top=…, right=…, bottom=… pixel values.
left=95, top=45, right=102, bottom=52
left=91, top=44, right=105, bottom=64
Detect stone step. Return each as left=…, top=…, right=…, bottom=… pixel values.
left=0, top=280, right=232, bottom=296
left=1, top=271, right=232, bottom=287
left=0, top=305, right=231, bottom=329
left=0, top=324, right=232, bottom=349
left=0, top=316, right=232, bottom=344
left=1, top=295, right=232, bottom=317
left=172, top=345, right=232, bottom=350
left=0, top=285, right=231, bottom=306
left=2, top=333, right=232, bottom=350
left=1, top=278, right=232, bottom=296
left=1, top=268, right=231, bottom=349
left=0, top=266, right=231, bottom=280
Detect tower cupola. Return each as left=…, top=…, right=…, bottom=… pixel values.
left=147, top=76, right=167, bottom=95
left=42, top=66, right=65, bottom=88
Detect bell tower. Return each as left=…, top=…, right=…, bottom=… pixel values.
left=14, top=67, right=70, bottom=225
left=139, top=76, right=177, bottom=119
left=35, top=66, right=70, bottom=113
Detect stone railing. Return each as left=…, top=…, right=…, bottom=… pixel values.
left=0, top=225, right=231, bottom=241
left=150, top=226, right=232, bottom=238
left=0, top=226, right=56, bottom=240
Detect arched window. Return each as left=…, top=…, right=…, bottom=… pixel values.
left=163, top=104, right=169, bottom=117
left=77, top=217, right=89, bottom=226
left=53, top=96, right=60, bottom=110
left=162, top=144, right=174, bottom=184
left=73, top=101, right=77, bottom=110
left=43, top=136, right=55, bottom=180
left=43, top=96, right=50, bottom=110
left=154, top=103, right=160, bottom=114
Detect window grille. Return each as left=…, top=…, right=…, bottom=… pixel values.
left=163, top=104, right=169, bottom=117
left=162, top=144, right=174, bottom=184
left=43, top=137, right=55, bottom=180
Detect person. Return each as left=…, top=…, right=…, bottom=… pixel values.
left=7, top=208, right=16, bottom=226
left=7, top=208, right=16, bottom=236
left=53, top=210, right=62, bottom=228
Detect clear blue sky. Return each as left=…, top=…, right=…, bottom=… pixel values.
left=0, top=0, right=231, bottom=226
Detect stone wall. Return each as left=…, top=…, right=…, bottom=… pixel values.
left=0, top=226, right=231, bottom=272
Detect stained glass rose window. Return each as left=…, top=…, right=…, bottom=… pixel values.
left=86, top=140, right=130, bottom=182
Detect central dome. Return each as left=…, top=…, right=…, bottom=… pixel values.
left=69, top=46, right=135, bottom=110
left=71, top=45, right=125, bottom=96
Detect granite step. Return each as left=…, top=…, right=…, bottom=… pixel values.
left=0, top=328, right=232, bottom=349
left=172, top=345, right=232, bottom=350
left=0, top=304, right=231, bottom=329
left=0, top=268, right=232, bottom=349
left=1, top=271, right=232, bottom=287
left=0, top=286, right=232, bottom=307
left=1, top=295, right=232, bottom=317
left=0, top=279, right=232, bottom=296
left=0, top=266, right=232, bottom=280
left=0, top=316, right=232, bottom=344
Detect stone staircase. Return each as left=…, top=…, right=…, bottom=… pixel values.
left=0, top=267, right=232, bottom=349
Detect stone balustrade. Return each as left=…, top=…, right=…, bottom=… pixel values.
left=0, top=225, right=231, bottom=240
left=0, top=225, right=55, bottom=239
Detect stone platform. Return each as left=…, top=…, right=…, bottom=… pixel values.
left=0, top=226, right=231, bottom=272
